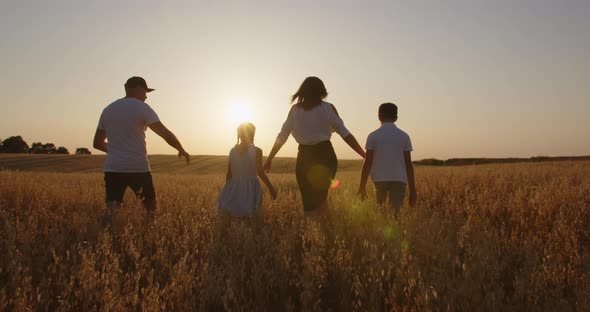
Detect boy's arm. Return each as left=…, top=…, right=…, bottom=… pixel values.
left=257, top=148, right=277, bottom=200
left=357, top=149, right=374, bottom=200
left=404, top=151, right=417, bottom=207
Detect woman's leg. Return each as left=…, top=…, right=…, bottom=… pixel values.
left=296, top=149, right=314, bottom=212
left=297, top=142, right=337, bottom=216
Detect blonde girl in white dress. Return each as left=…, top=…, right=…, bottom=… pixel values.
left=218, top=122, right=277, bottom=217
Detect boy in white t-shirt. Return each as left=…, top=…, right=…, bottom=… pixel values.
left=358, top=103, right=417, bottom=216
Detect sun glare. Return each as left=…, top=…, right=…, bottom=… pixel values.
left=227, top=97, right=255, bottom=127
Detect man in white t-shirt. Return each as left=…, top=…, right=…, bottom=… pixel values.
left=358, top=103, right=417, bottom=217
left=93, top=76, right=190, bottom=225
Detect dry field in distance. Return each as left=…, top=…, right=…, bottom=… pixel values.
left=0, top=157, right=589, bottom=310
left=0, top=154, right=362, bottom=175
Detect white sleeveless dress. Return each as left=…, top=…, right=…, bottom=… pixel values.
left=217, top=145, right=263, bottom=216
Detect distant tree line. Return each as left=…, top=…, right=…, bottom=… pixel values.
left=413, top=156, right=590, bottom=166
left=0, top=136, right=91, bottom=155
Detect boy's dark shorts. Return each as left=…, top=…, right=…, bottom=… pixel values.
left=374, top=181, right=406, bottom=210
left=104, top=172, right=156, bottom=203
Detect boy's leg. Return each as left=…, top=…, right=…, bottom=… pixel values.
left=373, top=181, right=388, bottom=211
left=103, top=172, right=126, bottom=228
left=385, top=182, right=395, bottom=211
left=389, top=182, right=407, bottom=218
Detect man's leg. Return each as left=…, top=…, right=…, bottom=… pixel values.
left=129, top=172, right=157, bottom=221
left=103, top=172, right=126, bottom=228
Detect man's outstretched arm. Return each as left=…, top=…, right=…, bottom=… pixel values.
left=93, top=128, right=107, bottom=153
left=148, top=121, right=190, bottom=163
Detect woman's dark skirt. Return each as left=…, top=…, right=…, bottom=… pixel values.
left=296, top=140, right=338, bottom=211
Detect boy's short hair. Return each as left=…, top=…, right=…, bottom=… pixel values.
left=379, top=103, right=398, bottom=119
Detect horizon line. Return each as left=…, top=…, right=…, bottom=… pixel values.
left=3, top=153, right=589, bottom=162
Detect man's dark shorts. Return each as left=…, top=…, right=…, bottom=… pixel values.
left=104, top=172, right=156, bottom=203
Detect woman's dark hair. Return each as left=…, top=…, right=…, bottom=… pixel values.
left=291, top=76, right=328, bottom=109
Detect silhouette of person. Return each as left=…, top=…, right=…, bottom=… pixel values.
left=263, top=76, right=365, bottom=218
left=358, top=103, right=417, bottom=218
left=93, top=76, right=190, bottom=225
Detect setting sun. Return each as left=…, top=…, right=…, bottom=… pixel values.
left=226, top=97, right=255, bottom=127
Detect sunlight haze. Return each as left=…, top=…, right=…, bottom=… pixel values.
left=1, top=0, right=589, bottom=160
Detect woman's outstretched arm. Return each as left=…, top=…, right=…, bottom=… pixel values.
left=263, top=140, right=285, bottom=173
left=343, top=134, right=366, bottom=159
left=264, top=107, right=294, bottom=172
left=257, top=148, right=277, bottom=199
left=327, top=104, right=365, bottom=158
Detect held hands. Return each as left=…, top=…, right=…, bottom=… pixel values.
left=178, top=150, right=190, bottom=164
left=263, top=158, right=272, bottom=173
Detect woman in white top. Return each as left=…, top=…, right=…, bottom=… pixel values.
left=263, top=77, right=366, bottom=215
left=218, top=122, right=277, bottom=217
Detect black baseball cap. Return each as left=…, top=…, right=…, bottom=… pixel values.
left=124, top=76, right=155, bottom=92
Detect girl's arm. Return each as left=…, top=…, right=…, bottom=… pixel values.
left=225, top=159, right=232, bottom=182
left=257, top=148, right=277, bottom=200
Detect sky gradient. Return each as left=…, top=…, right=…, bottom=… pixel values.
left=1, top=0, right=589, bottom=160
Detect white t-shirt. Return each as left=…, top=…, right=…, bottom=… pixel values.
left=97, top=98, right=160, bottom=172
left=275, top=101, right=351, bottom=145
left=365, top=122, right=413, bottom=183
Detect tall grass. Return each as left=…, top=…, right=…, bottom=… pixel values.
left=1, top=161, right=589, bottom=310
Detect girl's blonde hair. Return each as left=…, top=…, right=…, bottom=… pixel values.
left=236, top=122, right=256, bottom=146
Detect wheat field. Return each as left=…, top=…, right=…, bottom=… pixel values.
left=1, top=161, right=589, bottom=311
